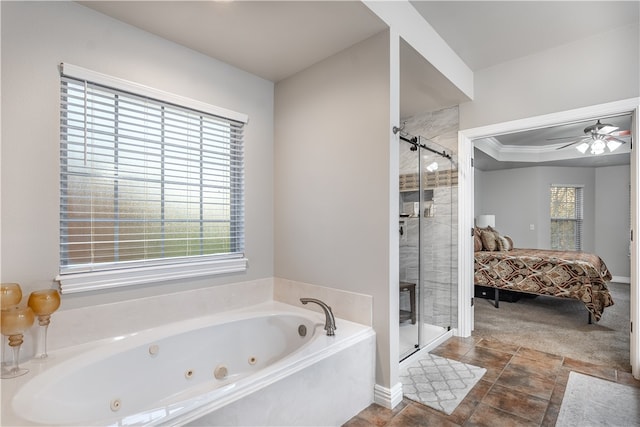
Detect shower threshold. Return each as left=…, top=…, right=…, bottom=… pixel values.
left=399, top=322, right=453, bottom=362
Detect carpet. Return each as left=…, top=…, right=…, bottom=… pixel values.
left=399, top=353, right=486, bottom=415
left=473, top=282, right=630, bottom=371
left=556, top=371, right=640, bottom=426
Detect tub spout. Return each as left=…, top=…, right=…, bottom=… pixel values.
left=300, top=298, right=336, bottom=336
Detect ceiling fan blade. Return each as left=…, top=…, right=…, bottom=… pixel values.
left=546, top=135, right=585, bottom=141
left=605, top=135, right=628, bottom=145
left=555, top=140, right=582, bottom=150
left=611, top=129, right=631, bottom=137
left=597, top=125, right=619, bottom=134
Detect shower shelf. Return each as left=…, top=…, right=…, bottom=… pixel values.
left=399, top=170, right=458, bottom=192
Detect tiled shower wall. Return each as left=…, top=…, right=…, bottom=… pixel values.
left=399, top=106, right=459, bottom=330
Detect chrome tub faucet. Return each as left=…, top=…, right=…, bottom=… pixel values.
left=300, top=298, right=337, bottom=336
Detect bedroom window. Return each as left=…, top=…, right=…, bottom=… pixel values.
left=550, top=185, right=583, bottom=251
left=57, top=64, right=248, bottom=293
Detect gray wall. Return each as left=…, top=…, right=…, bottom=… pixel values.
left=475, top=164, right=630, bottom=278
left=1, top=2, right=275, bottom=307
left=595, top=166, right=631, bottom=278
left=274, top=31, right=392, bottom=386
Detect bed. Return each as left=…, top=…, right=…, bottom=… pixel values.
left=473, top=228, right=614, bottom=322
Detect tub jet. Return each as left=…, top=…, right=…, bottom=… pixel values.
left=214, top=365, right=228, bottom=380
left=110, top=399, right=121, bottom=412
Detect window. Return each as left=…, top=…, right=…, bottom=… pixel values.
left=550, top=185, right=583, bottom=251
left=57, top=64, right=247, bottom=293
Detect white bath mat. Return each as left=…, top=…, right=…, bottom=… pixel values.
left=399, top=353, right=486, bottom=415
left=556, top=371, right=640, bottom=426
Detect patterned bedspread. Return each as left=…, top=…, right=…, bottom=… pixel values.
left=474, top=248, right=614, bottom=321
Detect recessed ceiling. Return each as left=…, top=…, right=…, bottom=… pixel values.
left=474, top=114, right=633, bottom=171
left=492, top=115, right=633, bottom=147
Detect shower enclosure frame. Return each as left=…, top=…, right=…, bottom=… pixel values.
left=398, top=132, right=456, bottom=361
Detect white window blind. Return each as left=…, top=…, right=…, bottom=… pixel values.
left=57, top=65, right=247, bottom=293
left=550, top=185, right=583, bottom=251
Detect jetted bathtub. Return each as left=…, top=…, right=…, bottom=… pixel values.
left=2, top=301, right=376, bottom=426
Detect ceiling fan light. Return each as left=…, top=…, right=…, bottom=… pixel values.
left=576, top=142, right=589, bottom=154
left=607, top=140, right=622, bottom=152
left=590, top=139, right=606, bottom=155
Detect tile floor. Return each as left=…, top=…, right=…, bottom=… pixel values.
left=343, top=336, right=640, bottom=426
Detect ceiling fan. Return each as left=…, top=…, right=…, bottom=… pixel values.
left=550, top=119, right=631, bottom=155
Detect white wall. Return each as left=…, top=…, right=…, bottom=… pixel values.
left=0, top=2, right=275, bottom=308
left=274, top=31, right=393, bottom=387
left=460, top=23, right=640, bottom=129
left=475, top=165, right=630, bottom=277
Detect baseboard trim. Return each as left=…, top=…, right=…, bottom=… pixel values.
left=611, top=276, right=630, bottom=284
left=374, top=382, right=403, bottom=409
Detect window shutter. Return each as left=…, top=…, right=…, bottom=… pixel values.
left=574, top=186, right=583, bottom=250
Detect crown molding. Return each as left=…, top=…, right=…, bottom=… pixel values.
left=474, top=134, right=631, bottom=164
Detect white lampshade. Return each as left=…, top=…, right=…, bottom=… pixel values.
left=590, top=139, right=606, bottom=155
left=607, top=140, right=622, bottom=152
left=476, top=214, right=495, bottom=228
left=576, top=142, right=590, bottom=154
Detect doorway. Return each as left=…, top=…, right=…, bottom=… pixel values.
left=457, top=98, right=640, bottom=378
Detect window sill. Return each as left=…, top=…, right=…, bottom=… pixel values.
left=55, top=257, right=248, bottom=294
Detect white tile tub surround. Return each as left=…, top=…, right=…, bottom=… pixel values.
left=274, top=277, right=373, bottom=327
left=47, top=277, right=373, bottom=353
left=47, top=278, right=274, bottom=351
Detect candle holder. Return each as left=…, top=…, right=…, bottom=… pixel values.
left=1, top=305, right=35, bottom=378
left=1, top=283, right=23, bottom=369
left=27, top=289, right=61, bottom=359
left=1, top=283, right=22, bottom=310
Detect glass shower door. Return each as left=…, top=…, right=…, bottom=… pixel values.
left=399, top=138, right=420, bottom=360
left=420, top=143, right=457, bottom=342
left=398, top=135, right=458, bottom=362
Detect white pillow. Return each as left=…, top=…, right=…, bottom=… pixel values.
left=498, top=235, right=512, bottom=251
